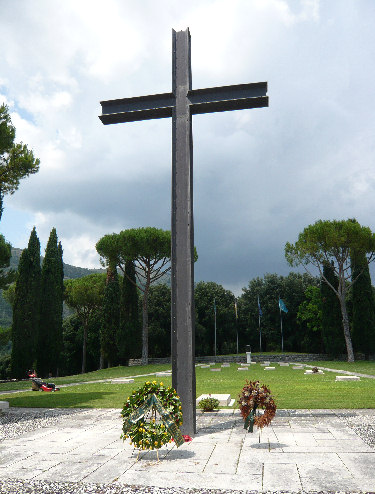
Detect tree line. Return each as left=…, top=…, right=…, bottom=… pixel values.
left=2, top=237, right=375, bottom=379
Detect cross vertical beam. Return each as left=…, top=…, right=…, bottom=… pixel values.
left=99, top=27, right=268, bottom=438
left=171, top=28, right=196, bottom=435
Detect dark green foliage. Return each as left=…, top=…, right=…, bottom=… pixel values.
left=239, top=273, right=319, bottom=353
left=297, top=285, right=324, bottom=353
left=10, top=228, right=41, bottom=379
left=60, top=312, right=101, bottom=376
left=0, top=353, right=10, bottom=379
left=60, top=315, right=82, bottom=376
left=351, top=250, right=375, bottom=357
left=64, top=273, right=106, bottom=373
left=118, top=260, right=141, bottom=364
left=0, top=325, right=11, bottom=348
left=321, top=262, right=345, bottom=355
left=0, top=234, right=15, bottom=290
left=148, top=284, right=171, bottom=358
left=195, top=281, right=236, bottom=356
left=37, top=229, right=64, bottom=377
left=0, top=103, right=40, bottom=221
left=101, top=267, right=120, bottom=367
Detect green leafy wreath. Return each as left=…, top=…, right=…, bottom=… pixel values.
left=121, top=380, right=183, bottom=450
left=238, top=380, right=277, bottom=432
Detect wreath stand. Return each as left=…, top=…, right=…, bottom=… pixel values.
left=238, top=380, right=277, bottom=433
left=121, top=381, right=188, bottom=461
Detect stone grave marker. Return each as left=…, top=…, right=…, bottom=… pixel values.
left=336, top=375, right=360, bottom=381
left=111, top=378, right=135, bottom=384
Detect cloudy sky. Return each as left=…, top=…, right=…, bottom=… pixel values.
left=1, top=0, right=375, bottom=294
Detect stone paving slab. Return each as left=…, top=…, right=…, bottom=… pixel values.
left=0, top=407, right=374, bottom=492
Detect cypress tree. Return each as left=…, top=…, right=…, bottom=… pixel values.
left=351, top=249, right=375, bottom=358
left=118, top=260, right=141, bottom=364
left=321, top=262, right=345, bottom=355
left=56, top=241, right=64, bottom=371
left=37, top=228, right=64, bottom=377
left=10, top=227, right=41, bottom=378
left=101, top=266, right=120, bottom=367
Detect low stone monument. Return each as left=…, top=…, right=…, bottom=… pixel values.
left=111, top=378, right=135, bottom=384
left=336, top=375, right=360, bottom=381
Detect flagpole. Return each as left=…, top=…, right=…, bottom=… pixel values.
left=214, top=298, right=217, bottom=357
left=280, top=307, right=283, bottom=353
left=259, top=309, right=262, bottom=353
left=258, top=295, right=262, bottom=353
left=235, top=300, right=238, bottom=355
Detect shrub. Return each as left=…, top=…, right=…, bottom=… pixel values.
left=198, top=397, right=220, bottom=411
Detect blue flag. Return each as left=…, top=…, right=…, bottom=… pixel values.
left=279, top=298, right=288, bottom=313
left=258, top=296, right=263, bottom=317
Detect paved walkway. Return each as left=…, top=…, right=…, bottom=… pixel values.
left=0, top=408, right=374, bottom=492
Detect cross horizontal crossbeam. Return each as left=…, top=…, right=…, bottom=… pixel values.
left=99, top=81, right=268, bottom=125
left=99, top=27, right=268, bottom=437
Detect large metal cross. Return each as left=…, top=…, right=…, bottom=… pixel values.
left=99, top=28, right=268, bottom=436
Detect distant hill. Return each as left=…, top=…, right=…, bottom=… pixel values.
left=0, top=248, right=106, bottom=327
left=9, top=248, right=105, bottom=279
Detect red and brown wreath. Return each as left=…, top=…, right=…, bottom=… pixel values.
left=238, top=380, right=277, bottom=431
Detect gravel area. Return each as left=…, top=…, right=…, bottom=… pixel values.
left=0, top=409, right=374, bottom=494
left=0, top=408, right=84, bottom=441
left=0, top=480, right=371, bottom=494
left=344, top=413, right=375, bottom=449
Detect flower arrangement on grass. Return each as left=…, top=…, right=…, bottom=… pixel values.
left=238, top=380, right=277, bottom=432
left=121, top=380, right=183, bottom=451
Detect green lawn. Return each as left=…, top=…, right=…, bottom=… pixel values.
left=0, top=364, right=171, bottom=391
left=1, top=362, right=374, bottom=409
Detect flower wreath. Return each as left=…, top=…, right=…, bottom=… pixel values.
left=238, top=380, right=277, bottom=430
left=121, top=381, right=183, bottom=451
